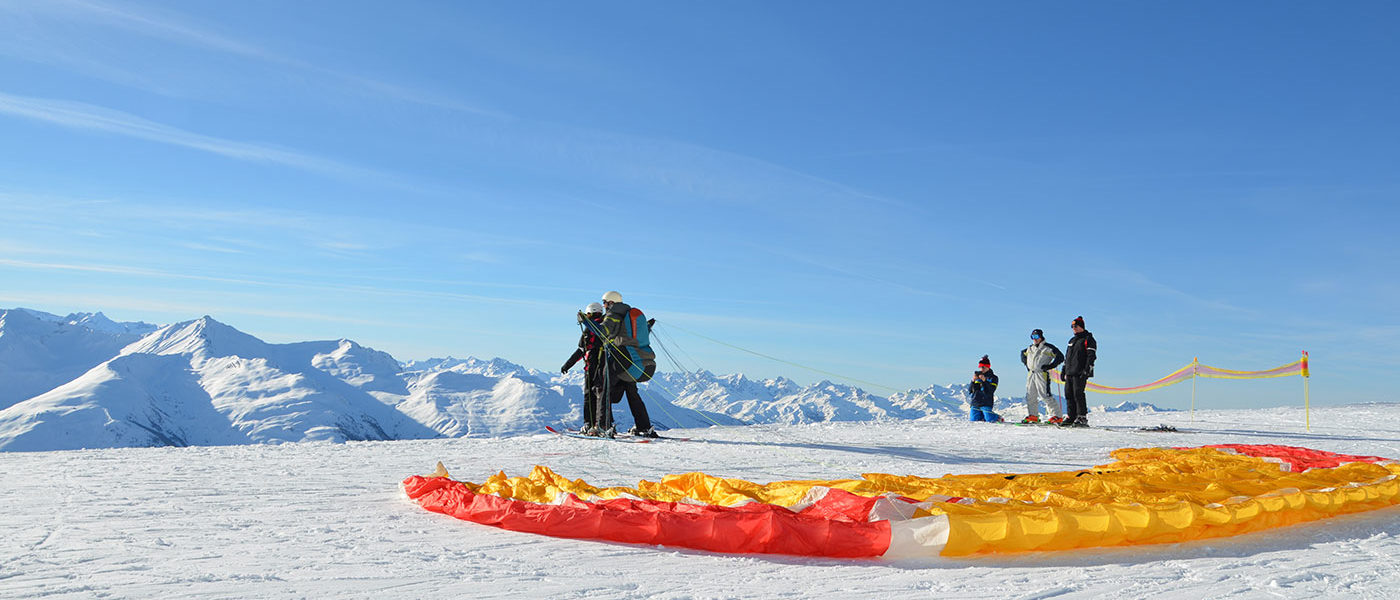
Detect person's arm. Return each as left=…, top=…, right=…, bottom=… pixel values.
left=562, top=348, right=584, bottom=373
left=1048, top=344, right=1064, bottom=370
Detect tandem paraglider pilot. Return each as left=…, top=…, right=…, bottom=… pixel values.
left=599, top=291, right=659, bottom=438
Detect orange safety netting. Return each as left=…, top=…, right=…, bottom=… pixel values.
left=402, top=444, right=1400, bottom=559
left=1050, top=352, right=1309, bottom=394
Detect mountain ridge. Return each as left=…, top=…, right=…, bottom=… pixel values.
left=0, top=308, right=1165, bottom=452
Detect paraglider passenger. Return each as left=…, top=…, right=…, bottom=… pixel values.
left=562, top=302, right=610, bottom=436
left=1059, top=316, right=1097, bottom=428
left=968, top=355, right=1001, bottom=423
left=1019, top=329, right=1064, bottom=424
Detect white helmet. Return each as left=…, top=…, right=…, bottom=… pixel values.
left=584, top=302, right=604, bottom=315
left=601, top=291, right=623, bottom=303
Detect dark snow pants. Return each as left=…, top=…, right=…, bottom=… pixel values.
left=1063, top=375, right=1089, bottom=423
left=609, top=379, right=652, bottom=431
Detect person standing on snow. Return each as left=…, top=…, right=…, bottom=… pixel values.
left=562, top=302, right=611, bottom=436
left=1019, top=329, right=1064, bottom=424
left=599, top=291, right=658, bottom=438
left=967, top=355, right=1002, bottom=423
left=1059, top=316, right=1097, bottom=428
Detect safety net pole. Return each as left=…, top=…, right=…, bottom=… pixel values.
left=1303, top=350, right=1311, bottom=432
left=1191, top=358, right=1198, bottom=423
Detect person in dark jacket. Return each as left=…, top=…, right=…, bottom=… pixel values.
left=599, top=291, right=656, bottom=438
left=1019, top=329, right=1064, bottom=424
left=1059, top=316, right=1097, bottom=428
left=562, top=303, right=609, bottom=435
left=967, top=355, right=1001, bottom=422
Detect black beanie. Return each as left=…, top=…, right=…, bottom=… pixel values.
left=1072, top=316, right=1085, bottom=329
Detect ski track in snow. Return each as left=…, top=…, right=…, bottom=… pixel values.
left=3, top=406, right=1400, bottom=599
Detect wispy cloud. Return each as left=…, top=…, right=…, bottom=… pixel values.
left=0, top=90, right=394, bottom=182
left=5, top=0, right=505, bottom=118
left=177, top=242, right=248, bottom=255
left=747, top=243, right=986, bottom=298
left=1086, top=267, right=1255, bottom=316
left=0, top=257, right=576, bottom=313
left=44, top=0, right=280, bottom=61
left=517, top=122, right=913, bottom=213
left=659, top=308, right=932, bottom=343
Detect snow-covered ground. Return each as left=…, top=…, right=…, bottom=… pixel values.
left=5, top=404, right=1399, bottom=599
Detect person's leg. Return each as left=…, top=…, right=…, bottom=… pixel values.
left=1062, top=377, right=1081, bottom=422
left=582, top=376, right=596, bottom=432
left=1074, top=381, right=1089, bottom=424
left=969, top=407, right=986, bottom=422
left=1025, top=377, right=1040, bottom=419
left=1066, top=377, right=1088, bottom=424
left=594, top=386, right=613, bottom=431
left=623, top=381, right=652, bottom=431
left=979, top=406, right=1001, bottom=422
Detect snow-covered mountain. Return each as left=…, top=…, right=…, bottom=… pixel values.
left=13, top=307, right=160, bottom=336
left=0, top=308, right=157, bottom=410
left=1101, top=400, right=1179, bottom=412
left=399, top=361, right=744, bottom=437
left=0, top=317, right=440, bottom=451
left=649, top=371, right=964, bottom=424
left=403, top=356, right=543, bottom=380
left=0, top=308, right=1166, bottom=452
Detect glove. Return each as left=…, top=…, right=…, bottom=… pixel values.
left=576, top=311, right=585, bottom=324
left=561, top=364, right=570, bottom=374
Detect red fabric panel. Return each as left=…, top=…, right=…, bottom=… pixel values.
left=1199, top=444, right=1390, bottom=471
left=798, top=487, right=883, bottom=522
left=402, top=476, right=892, bottom=558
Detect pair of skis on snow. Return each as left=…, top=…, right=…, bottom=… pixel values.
left=545, top=426, right=692, bottom=444
left=999, top=421, right=1190, bottom=433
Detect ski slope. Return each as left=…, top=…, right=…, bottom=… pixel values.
left=4, top=404, right=1399, bottom=599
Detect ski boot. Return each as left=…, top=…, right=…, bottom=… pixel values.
left=1047, top=416, right=1064, bottom=425
left=1020, top=416, right=1041, bottom=424
left=600, top=426, right=617, bottom=439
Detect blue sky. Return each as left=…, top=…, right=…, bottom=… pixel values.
left=2, top=1, right=1397, bottom=409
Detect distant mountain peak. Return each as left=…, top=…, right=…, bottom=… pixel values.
left=121, top=316, right=265, bottom=359
left=1101, top=401, right=1174, bottom=413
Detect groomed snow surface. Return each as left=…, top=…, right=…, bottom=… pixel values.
left=5, top=404, right=1400, bottom=599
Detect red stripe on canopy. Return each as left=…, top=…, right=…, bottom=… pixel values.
left=1200, top=444, right=1391, bottom=471
left=402, top=475, right=892, bottom=558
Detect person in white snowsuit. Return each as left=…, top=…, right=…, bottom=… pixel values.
left=1019, top=329, right=1064, bottom=424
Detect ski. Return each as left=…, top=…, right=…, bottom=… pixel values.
left=545, top=425, right=651, bottom=443
left=619, top=432, right=693, bottom=442
left=1099, top=424, right=1196, bottom=434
